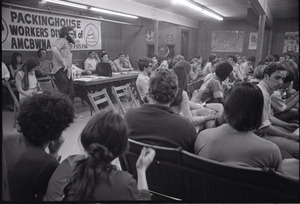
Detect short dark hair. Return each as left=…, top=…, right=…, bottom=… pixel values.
left=215, top=61, right=233, bottom=81
left=248, top=56, right=256, bottom=63
left=138, top=57, right=151, bottom=71
left=149, top=68, right=178, bottom=104
left=283, top=67, right=295, bottom=83
left=263, top=62, right=285, bottom=77
left=37, top=48, right=46, bottom=57
left=208, top=54, right=216, bottom=62
left=59, top=26, right=74, bottom=38
left=100, top=52, right=108, bottom=59
left=228, top=55, right=237, bottom=63
left=17, top=91, right=74, bottom=145
left=150, top=54, right=158, bottom=59
left=224, top=82, right=263, bottom=131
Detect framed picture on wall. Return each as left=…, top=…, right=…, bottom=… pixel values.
left=211, top=31, right=244, bottom=52
left=248, top=32, right=258, bottom=50
left=283, top=32, right=299, bottom=54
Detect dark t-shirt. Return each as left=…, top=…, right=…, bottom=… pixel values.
left=3, top=133, right=58, bottom=201
left=125, top=104, right=197, bottom=153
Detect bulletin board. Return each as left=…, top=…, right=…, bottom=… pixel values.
left=211, top=31, right=244, bottom=52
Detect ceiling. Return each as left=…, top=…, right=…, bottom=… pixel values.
left=131, top=0, right=299, bottom=21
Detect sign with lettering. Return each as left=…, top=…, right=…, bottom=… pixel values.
left=2, top=7, right=102, bottom=51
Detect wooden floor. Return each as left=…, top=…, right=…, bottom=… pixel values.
left=2, top=100, right=122, bottom=167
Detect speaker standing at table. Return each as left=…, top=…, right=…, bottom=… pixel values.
left=51, top=26, right=75, bottom=102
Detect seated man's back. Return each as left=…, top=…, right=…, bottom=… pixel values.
left=125, top=104, right=197, bottom=153
left=125, top=68, right=197, bottom=153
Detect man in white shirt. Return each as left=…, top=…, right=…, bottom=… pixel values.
left=136, top=58, right=152, bottom=103
left=84, top=51, right=100, bottom=73
left=113, top=52, right=134, bottom=72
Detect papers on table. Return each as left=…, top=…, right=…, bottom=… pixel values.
left=112, top=71, right=139, bottom=75
left=73, top=75, right=109, bottom=81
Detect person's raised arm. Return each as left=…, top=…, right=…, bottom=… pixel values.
left=136, top=147, right=155, bottom=190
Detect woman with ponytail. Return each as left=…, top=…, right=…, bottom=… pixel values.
left=44, top=109, right=155, bottom=201
left=15, top=57, right=42, bottom=101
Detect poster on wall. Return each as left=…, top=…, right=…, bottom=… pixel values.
left=282, top=32, right=299, bottom=54
left=248, top=32, right=258, bottom=50
left=145, top=30, right=154, bottom=42
left=211, top=31, right=244, bottom=52
left=2, top=7, right=102, bottom=51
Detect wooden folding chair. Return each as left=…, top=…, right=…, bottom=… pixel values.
left=112, top=84, right=140, bottom=115
left=87, top=88, right=115, bottom=115
left=2, top=81, right=20, bottom=128
left=37, top=76, right=57, bottom=92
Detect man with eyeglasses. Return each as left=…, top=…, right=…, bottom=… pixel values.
left=51, top=26, right=76, bottom=101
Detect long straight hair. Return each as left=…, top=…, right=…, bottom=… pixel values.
left=15, top=58, right=39, bottom=90
left=63, top=109, right=129, bottom=201
left=170, top=63, right=189, bottom=107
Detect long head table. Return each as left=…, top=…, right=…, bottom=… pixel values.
left=73, top=72, right=139, bottom=87
left=73, top=72, right=140, bottom=114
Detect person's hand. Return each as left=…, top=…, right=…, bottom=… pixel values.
left=284, top=122, right=299, bottom=132
left=206, top=111, right=216, bottom=121
left=62, top=61, right=67, bottom=71
left=136, top=147, right=155, bottom=172
left=130, top=67, right=134, bottom=71
left=288, top=133, right=299, bottom=142
left=48, top=135, right=65, bottom=155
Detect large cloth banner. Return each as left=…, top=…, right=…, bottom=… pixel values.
left=2, top=7, right=102, bottom=51
left=211, top=31, right=244, bottom=52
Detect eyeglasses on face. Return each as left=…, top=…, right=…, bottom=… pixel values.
left=68, top=33, right=75, bottom=36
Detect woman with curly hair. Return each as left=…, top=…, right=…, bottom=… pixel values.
left=44, top=109, right=155, bottom=201
left=15, top=58, right=42, bottom=101
left=3, top=91, right=74, bottom=201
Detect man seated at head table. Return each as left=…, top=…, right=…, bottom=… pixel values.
left=36, top=48, right=53, bottom=78
left=84, top=51, right=100, bottom=74
left=113, top=52, right=134, bottom=72
left=100, top=52, right=117, bottom=72
left=125, top=68, right=197, bottom=153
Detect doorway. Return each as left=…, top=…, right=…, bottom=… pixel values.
left=181, top=29, right=189, bottom=60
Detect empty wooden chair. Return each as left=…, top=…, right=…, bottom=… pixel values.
left=87, top=88, right=115, bottom=115
left=2, top=81, right=20, bottom=128
left=112, top=84, right=140, bottom=115
left=37, top=76, right=57, bottom=92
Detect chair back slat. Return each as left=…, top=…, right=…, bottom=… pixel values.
left=87, top=88, right=115, bottom=112
left=112, top=84, right=140, bottom=115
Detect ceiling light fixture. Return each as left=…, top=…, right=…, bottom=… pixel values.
left=90, top=7, right=138, bottom=19
left=44, top=0, right=88, bottom=9
left=173, top=0, right=223, bottom=21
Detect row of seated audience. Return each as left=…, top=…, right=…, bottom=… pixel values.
left=2, top=51, right=299, bottom=201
